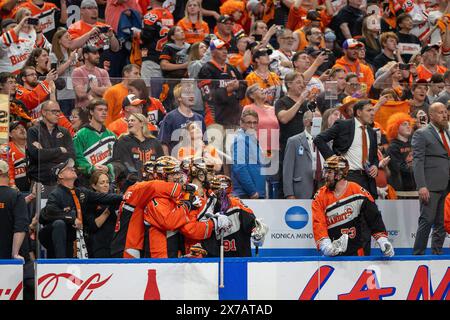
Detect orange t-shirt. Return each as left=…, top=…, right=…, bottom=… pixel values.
left=177, top=18, right=210, bottom=44
left=416, top=65, right=447, bottom=82
left=103, top=83, right=129, bottom=126
left=333, top=57, right=374, bottom=91
left=287, top=6, right=332, bottom=32
left=108, top=117, right=157, bottom=137
left=244, top=71, right=281, bottom=106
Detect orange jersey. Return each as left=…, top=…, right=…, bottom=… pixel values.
left=312, top=181, right=387, bottom=256
left=334, top=57, right=374, bottom=91
left=111, top=180, right=183, bottom=257
left=294, top=29, right=326, bottom=52
left=107, top=117, right=157, bottom=138
left=143, top=196, right=191, bottom=258
left=68, top=20, right=112, bottom=50
left=445, top=193, right=450, bottom=234
left=13, top=1, right=59, bottom=34
left=244, top=71, right=281, bottom=106
left=144, top=97, right=166, bottom=127
left=228, top=52, right=248, bottom=74
left=416, top=65, right=447, bottom=82
left=15, top=81, right=51, bottom=119
left=3, top=142, right=26, bottom=187
left=287, top=6, right=331, bottom=32
left=177, top=18, right=210, bottom=44
left=103, top=82, right=129, bottom=126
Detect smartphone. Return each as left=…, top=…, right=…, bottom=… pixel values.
left=27, top=17, right=39, bottom=26
left=51, top=62, right=57, bottom=70
left=419, top=115, right=427, bottom=124
left=98, top=26, right=110, bottom=33
left=399, top=63, right=410, bottom=70
left=253, top=34, right=262, bottom=42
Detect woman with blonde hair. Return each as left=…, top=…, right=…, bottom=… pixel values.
left=177, top=0, right=210, bottom=44
left=176, top=121, right=222, bottom=172
left=112, top=113, right=164, bottom=181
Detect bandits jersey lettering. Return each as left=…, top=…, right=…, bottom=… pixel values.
left=141, top=8, right=174, bottom=63
left=202, top=196, right=256, bottom=257
left=312, top=182, right=388, bottom=256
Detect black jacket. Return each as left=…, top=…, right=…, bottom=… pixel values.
left=27, top=121, right=75, bottom=185
left=39, top=184, right=123, bottom=226
left=313, top=118, right=379, bottom=167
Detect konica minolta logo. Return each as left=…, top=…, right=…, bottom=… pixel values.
left=284, top=206, right=309, bottom=230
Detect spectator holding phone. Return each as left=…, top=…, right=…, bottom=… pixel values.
left=0, top=11, right=51, bottom=74
left=71, top=45, right=111, bottom=109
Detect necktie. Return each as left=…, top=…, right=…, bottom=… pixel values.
left=361, top=125, right=368, bottom=167
left=439, top=129, right=450, bottom=156
left=314, top=145, right=322, bottom=182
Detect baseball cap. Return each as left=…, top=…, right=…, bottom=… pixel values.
left=342, top=38, right=363, bottom=50
left=421, top=43, right=440, bottom=55
left=217, top=15, right=232, bottom=24
left=0, top=160, right=8, bottom=175
left=9, top=120, right=26, bottom=132
left=210, top=39, right=229, bottom=50
left=53, top=158, right=75, bottom=178
left=122, top=94, right=145, bottom=108
left=253, top=48, right=273, bottom=60
left=82, top=45, right=100, bottom=54
left=306, top=10, right=321, bottom=22
left=80, top=0, right=98, bottom=8
left=416, top=78, right=429, bottom=84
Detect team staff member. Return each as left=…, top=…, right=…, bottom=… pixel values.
left=312, top=156, right=394, bottom=257
left=39, top=158, right=123, bottom=258
left=0, top=159, right=28, bottom=260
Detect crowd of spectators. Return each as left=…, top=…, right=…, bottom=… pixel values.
left=1, top=0, right=450, bottom=282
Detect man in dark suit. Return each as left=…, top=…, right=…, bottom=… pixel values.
left=412, top=102, right=450, bottom=255
left=313, top=99, right=379, bottom=255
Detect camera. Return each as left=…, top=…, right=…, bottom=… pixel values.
left=246, top=41, right=258, bottom=51
left=27, top=17, right=39, bottom=26
left=98, top=26, right=110, bottom=33
left=419, top=115, right=427, bottom=124
left=399, top=63, right=411, bottom=70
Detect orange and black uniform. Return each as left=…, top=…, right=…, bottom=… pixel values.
left=197, top=60, right=247, bottom=126
left=202, top=196, right=256, bottom=257
left=312, top=182, right=388, bottom=256
left=6, top=142, right=29, bottom=192
left=445, top=193, right=450, bottom=235
left=141, top=7, right=174, bottom=63
left=110, top=180, right=183, bottom=258
left=143, top=193, right=214, bottom=258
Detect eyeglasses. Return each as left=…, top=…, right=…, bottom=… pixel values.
left=44, top=109, right=61, bottom=115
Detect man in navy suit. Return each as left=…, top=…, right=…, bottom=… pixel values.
left=313, top=99, right=379, bottom=255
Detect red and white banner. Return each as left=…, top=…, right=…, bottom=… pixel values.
left=247, top=260, right=450, bottom=300
left=0, top=264, right=23, bottom=300
left=36, top=262, right=218, bottom=300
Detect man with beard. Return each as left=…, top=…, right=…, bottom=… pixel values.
left=333, top=39, right=374, bottom=91
left=72, top=45, right=111, bottom=109
left=312, top=155, right=394, bottom=257
left=314, top=100, right=379, bottom=256
left=416, top=44, right=447, bottom=82
left=412, top=102, right=450, bottom=255
left=16, top=66, right=57, bottom=119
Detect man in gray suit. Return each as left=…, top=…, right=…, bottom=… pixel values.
left=283, top=110, right=323, bottom=199
left=412, top=102, right=450, bottom=255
